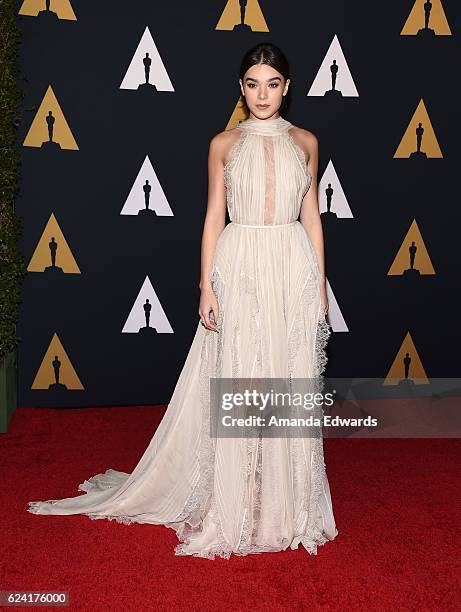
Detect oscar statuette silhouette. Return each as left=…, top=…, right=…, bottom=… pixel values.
left=41, top=111, right=61, bottom=150
left=417, top=0, right=436, bottom=38
left=48, top=355, right=67, bottom=391
left=233, top=0, right=252, bottom=31
left=324, top=59, right=343, bottom=97
left=138, top=299, right=157, bottom=335
left=138, top=180, right=156, bottom=216
left=44, top=237, right=64, bottom=274
left=138, top=53, right=158, bottom=92
left=409, top=122, right=428, bottom=159
left=37, top=0, right=58, bottom=20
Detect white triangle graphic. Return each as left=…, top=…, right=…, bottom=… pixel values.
left=319, top=160, right=353, bottom=218
left=120, top=26, right=174, bottom=91
left=326, top=279, right=349, bottom=332
left=122, top=276, right=174, bottom=333
left=307, top=35, right=359, bottom=97
left=121, top=156, right=174, bottom=216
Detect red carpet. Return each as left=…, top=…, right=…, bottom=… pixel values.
left=1, top=406, right=460, bottom=611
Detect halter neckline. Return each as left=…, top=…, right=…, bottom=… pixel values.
left=236, top=115, right=292, bottom=135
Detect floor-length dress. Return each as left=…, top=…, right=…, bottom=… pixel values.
left=28, top=115, right=339, bottom=559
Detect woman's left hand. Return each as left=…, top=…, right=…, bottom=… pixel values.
left=320, top=281, right=329, bottom=318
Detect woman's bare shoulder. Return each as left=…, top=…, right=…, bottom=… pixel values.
left=288, top=124, right=318, bottom=151
left=209, top=125, right=243, bottom=166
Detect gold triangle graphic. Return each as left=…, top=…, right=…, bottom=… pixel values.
left=384, top=331, right=429, bottom=385
left=23, top=85, right=79, bottom=150
left=31, top=333, right=84, bottom=390
left=394, top=99, right=442, bottom=158
left=226, top=97, right=250, bottom=130
left=28, top=212, right=80, bottom=273
left=401, top=0, right=451, bottom=35
left=18, top=0, right=77, bottom=20
left=216, top=0, right=269, bottom=32
left=388, top=219, right=436, bottom=275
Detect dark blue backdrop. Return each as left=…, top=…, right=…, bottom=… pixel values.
left=15, top=1, right=459, bottom=408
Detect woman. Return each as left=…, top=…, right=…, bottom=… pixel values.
left=28, top=43, right=339, bottom=559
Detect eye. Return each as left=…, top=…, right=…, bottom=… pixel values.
left=269, top=83, right=279, bottom=88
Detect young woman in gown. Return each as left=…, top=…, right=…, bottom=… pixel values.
left=28, top=43, right=339, bottom=559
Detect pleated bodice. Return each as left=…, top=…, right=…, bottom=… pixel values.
left=224, top=115, right=312, bottom=226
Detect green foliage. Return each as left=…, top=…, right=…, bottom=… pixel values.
left=0, top=0, right=27, bottom=363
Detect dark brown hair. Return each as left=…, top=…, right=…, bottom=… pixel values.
left=238, top=42, right=291, bottom=115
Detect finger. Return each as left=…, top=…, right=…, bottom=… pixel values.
left=210, top=306, right=219, bottom=330
left=205, top=309, right=218, bottom=332
left=201, top=309, right=213, bottom=331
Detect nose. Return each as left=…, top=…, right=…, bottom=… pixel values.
left=258, top=88, right=268, bottom=101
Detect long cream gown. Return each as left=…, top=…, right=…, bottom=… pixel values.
left=28, top=115, right=338, bottom=559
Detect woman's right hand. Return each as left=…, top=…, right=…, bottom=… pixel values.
left=199, top=284, right=219, bottom=332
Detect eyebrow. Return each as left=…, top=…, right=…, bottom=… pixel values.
left=244, top=76, right=282, bottom=82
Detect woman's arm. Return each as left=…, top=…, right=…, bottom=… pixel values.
left=299, top=131, right=326, bottom=282
left=298, top=130, right=329, bottom=316
left=198, top=131, right=234, bottom=331
left=199, top=133, right=228, bottom=291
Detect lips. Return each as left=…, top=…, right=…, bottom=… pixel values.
left=256, top=105, right=269, bottom=109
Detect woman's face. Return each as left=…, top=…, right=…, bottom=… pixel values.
left=239, top=63, right=289, bottom=119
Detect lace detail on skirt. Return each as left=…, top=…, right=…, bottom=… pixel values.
left=28, top=499, right=62, bottom=513
left=300, top=437, right=330, bottom=554
left=85, top=512, right=138, bottom=525
left=314, top=311, right=332, bottom=379
left=77, top=469, right=129, bottom=493
left=171, top=266, right=233, bottom=559
left=284, top=274, right=334, bottom=556
left=287, top=275, right=317, bottom=382
left=238, top=434, right=263, bottom=551
left=172, top=266, right=333, bottom=558
left=235, top=269, right=263, bottom=378
left=227, top=269, right=333, bottom=557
